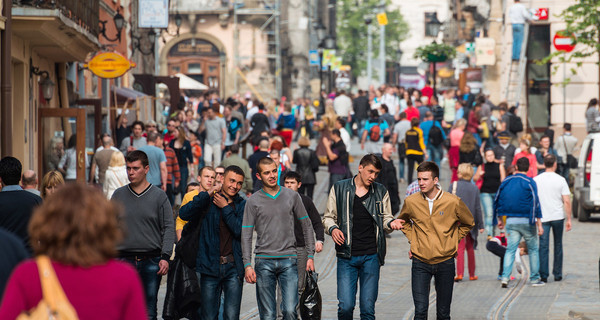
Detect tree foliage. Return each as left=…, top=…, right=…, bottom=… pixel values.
left=414, top=42, right=456, bottom=62
left=539, top=0, right=600, bottom=80
left=336, top=0, right=409, bottom=78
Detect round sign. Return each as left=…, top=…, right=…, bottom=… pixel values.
left=83, top=52, right=136, bottom=79
left=553, top=31, right=576, bottom=53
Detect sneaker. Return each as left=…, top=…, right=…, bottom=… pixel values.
left=555, top=276, right=563, bottom=282
left=540, top=278, right=547, bottom=283
left=497, top=276, right=502, bottom=281
left=469, top=276, right=478, bottom=281
left=501, top=280, right=508, bottom=288
left=531, top=280, right=546, bottom=287
left=454, top=275, right=463, bottom=282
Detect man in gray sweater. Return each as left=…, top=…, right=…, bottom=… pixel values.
left=242, top=157, right=316, bottom=320
left=111, top=150, right=174, bottom=320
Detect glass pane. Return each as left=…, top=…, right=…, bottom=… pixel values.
left=188, top=63, right=202, bottom=74
left=209, top=65, right=217, bottom=73
left=527, top=26, right=551, bottom=129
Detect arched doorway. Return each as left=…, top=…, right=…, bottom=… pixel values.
left=166, top=38, right=224, bottom=93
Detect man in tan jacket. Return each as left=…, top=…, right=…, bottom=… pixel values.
left=399, top=161, right=474, bottom=320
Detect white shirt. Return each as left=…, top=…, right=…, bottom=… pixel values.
left=246, top=106, right=259, bottom=120
left=509, top=3, right=532, bottom=24
left=381, top=94, right=399, bottom=117
left=339, top=127, right=351, bottom=153
left=333, top=95, right=353, bottom=117
left=534, top=171, right=571, bottom=222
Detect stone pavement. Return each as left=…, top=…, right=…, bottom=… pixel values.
left=159, top=138, right=600, bottom=319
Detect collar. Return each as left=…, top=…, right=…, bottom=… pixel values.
left=420, top=184, right=443, bottom=201
left=1, top=185, right=22, bottom=192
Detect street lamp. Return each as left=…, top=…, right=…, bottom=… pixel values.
left=323, top=35, right=336, bottom=95
left=132, top=29, right=156, bottom=56
left=30, top=59, right=55, bottom=101
left=99, top=9, right=125, bottom=43
left=396, top=48, right=403, bottom=85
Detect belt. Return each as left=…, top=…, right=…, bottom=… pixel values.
left=120, top=253, right=160, bottom=262
left=220, top=254, right=235, bottom=265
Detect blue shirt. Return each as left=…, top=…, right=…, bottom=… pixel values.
left=456, top=108, right=464, bottom=120
left=1, top=185, right=22, bottom=192
left=364, top=119, right=390, bottom=141
left=420, top=120, right=446, bottom=147
left=138, top=145, right=167, bottom=186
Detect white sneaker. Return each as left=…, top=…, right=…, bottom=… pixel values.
left=531, top=280, right=545, bottom=287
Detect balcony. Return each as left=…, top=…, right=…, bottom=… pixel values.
left=174, top=0, right=278, bottom=14
left=12, top=0, right=101, bottom=61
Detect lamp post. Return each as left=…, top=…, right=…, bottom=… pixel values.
left=323, top=35, right=336, bottom=94
left=315, top=21, right=326, bottom=115
left=99, top=9, right=125, bottom=43
left=425, top=17, right=442, bottom=94
left=365, top=17, right=373, bottom=86
left=396, top=48, right=403, bottom=86
left=132, top=29, right=156, bottom=56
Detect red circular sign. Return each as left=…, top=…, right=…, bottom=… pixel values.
left=553, top=31, right=576, bottom=52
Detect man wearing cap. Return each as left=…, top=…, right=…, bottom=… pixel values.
left=493, top=131, right=516, bottom=170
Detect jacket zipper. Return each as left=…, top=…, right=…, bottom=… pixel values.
left=346, top=190, right=351, bottom=249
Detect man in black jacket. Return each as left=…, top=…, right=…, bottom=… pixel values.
left=0, top=156, right=42, bottom=252
left=375, top=143, right=400, bottom=216
left=353, top=90, right=370, bottom=136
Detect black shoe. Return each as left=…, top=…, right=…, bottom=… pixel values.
left=540, top=278, right=547, bottom=283
left=555, top=276, right=562, bottom=282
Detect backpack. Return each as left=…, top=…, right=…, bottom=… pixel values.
left=227, top=118, right=242, bottom=140
left=369, top=120, right=382, bottom=142
left=428, top=124, right=444, bottom=146
left=508, top=113, right=523, bottom=134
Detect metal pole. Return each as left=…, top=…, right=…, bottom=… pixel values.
left=319, top=50, right=324, bottom=115
left=563, top=54, right=566, bottom=125
left=367, top=25, right=372, bottom=86
left=379, top=0, right=385, bottom=85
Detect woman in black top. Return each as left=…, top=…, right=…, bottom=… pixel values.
left=459, top=132, right=483, bottom=167
left=169, top=126, right=193, bottom=194
left=474, top=149, right=506, bottom=238
left=292, top=136, right=320, bottom=199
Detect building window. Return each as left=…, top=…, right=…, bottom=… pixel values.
left=424, top=12, right=441, bottom=37
left=188, top=63, right=202, bottom=74
left=171, top=66, right=180, bottom=73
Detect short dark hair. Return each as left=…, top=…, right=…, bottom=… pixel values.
left=0, top=156, right=22, bottom=185
left=125, top=150, right=149, bottom=167
left=257, top=156, right=276, bottom=172
left=543, top=154, right=557, bottom=168
left=131, top=120, right=145, bottom=131
left=332, top=129, right=341, bottom=137
left=336, top=117, right=346, bottom=128
left=230, top=144, right=240, bottom=153
left=411, top=117, right=420, bottom=127
left=199, top=166, right=215, bottom=176
left=416, top=161, right=439, bottom=180
left=370, top=109, right=379, bottom=118
left=399, top=112, right=407, bottom=119
left=516, top=157, right=530, bottom=172
left=283, top=171, right=302, bottom=183
left=224, top=165, right=245, bottom=178
left=359, top=154, right=382, bottom=170
left=563, top=123, right=571, bottom=131
left=381, top=104, right=389, bottom=113
left=186, top=182, right=200, bottom=193
left=540, top=135, right=550, bottom=142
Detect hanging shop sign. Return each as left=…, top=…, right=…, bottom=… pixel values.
left=84, top=52, right=136, bottom=79
left=531, top=8, right=549, bottom=21
left=377, top=13, right=388, bottom=26
left=139, top=0, right=169, bottom=28
left=475, top=37, right=496, bottom=66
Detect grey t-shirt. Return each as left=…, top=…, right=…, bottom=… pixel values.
left=205, top=117, right=226, bottom=145
left=119, top=136, right=147, bottom=154
left=242, top=186, right=315, bottom=267
left=138, top=145, right=166, bottom=186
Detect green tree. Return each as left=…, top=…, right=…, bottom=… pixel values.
left=539, top=0, right=600, bottom=82
left=336, top=0, right=409, bottom=79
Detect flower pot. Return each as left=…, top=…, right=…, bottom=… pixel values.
left=427, top=54, right=448, bottom=63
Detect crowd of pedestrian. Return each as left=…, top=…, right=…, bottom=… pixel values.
left=0, top=82, right=584, bottom=319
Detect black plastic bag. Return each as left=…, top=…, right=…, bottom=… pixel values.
left=300, top=271, right=322, bottom=320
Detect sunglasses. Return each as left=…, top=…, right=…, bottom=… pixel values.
left=216, top=172, right=224, bottom=175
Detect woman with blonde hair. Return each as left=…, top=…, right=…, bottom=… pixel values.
left=103, top=151, right=128, bottom=199
left=0, top=183, right=147, bottom=319
left=512, top=135, right=538, bottom=177
left=459, top=131, right=483, bottom=168
left=450, top=164, right=484, bottom=281
left=40, top=170, right=65, bottom=198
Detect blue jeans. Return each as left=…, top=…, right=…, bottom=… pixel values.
left=329, top=173, right=346, bottom=190
left=427, top=144, right=443, bottom=168
left=200, top=262, right=243, bottom=320
left=398, top=147, right=406, bottom=180
left=512, top=24, right=524, bottom=60
left=255, top=258, right=298, bottom=320
left=412, top=257, right=455, bottom=320
left=480, top=193, right=496, bottom=237
left=539, top=219, right=564, bottom=280
left=337, top=254, right=380, bottom=320
left=121, top=256, right=162, bottom=320
left=502, top=223, right=541, bottom=282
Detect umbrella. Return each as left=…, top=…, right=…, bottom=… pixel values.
left=174, top=73, right=209, bottom=90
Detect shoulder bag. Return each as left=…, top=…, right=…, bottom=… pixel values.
left=17, top=256, right=78, bottom=320
left=561, top=136, right=578, bottom=169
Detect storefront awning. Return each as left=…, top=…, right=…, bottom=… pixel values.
left=175, top=73, right=209, bottom=90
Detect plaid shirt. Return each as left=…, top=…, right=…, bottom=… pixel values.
left=164, top=146, right=180, bottom=186
left=405, top=180, right=420, bottom=197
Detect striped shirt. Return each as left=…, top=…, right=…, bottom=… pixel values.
left=164, top=147, right=180, bottom=185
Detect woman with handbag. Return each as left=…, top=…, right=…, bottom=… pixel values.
left=474, top=149, right=506, bottom=238
left=0, top=183, right=147, bottom=319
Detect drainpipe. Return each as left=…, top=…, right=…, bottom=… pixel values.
left=1, top=0, right=12, bottom=156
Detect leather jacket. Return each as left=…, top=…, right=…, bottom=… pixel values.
left=323, top=177, right=396, bottom=265
left=293, top=147, right=319, bottom=185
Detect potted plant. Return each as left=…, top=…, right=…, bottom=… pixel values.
left=414, top=42, right=456, bottom=93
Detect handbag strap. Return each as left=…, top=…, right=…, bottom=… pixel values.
left=452, top=181, right=457, bottom=195
left=561, top=135, right=572, bottom=155
left=36, top=255, right=70, bottom=312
